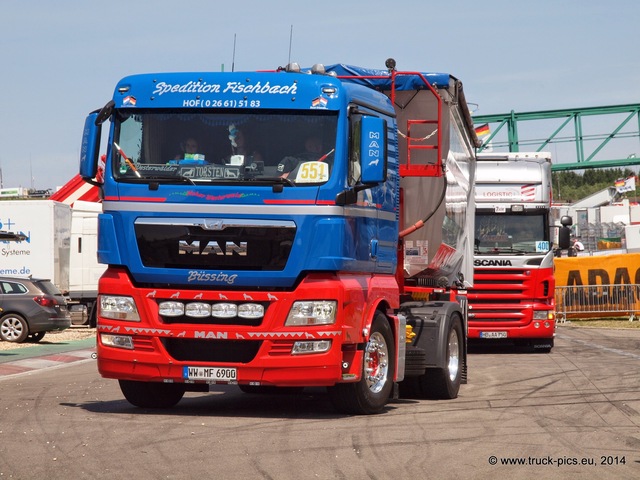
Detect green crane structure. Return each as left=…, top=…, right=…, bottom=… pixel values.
left=472, top=104, right=640, bottom=172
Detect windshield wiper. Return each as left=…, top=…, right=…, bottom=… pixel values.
left=478, top=247, right=532, bottom=254
left=251, top=176, right=296, bottom=187
left=148, top=175, right=196, bottom=187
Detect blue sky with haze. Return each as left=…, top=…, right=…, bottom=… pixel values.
left=1, top=0, right=638, bottom=190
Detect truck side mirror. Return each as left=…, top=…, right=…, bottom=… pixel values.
left=359, top=116, right=387, bottom=183
left=558, top=226, right=571, bottom=249
left=79, top=112, right=101, bottom=180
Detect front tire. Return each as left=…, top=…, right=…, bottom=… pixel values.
left=0, top=313, right=29, bottom=343
left=328, top=312, right=394, bottom=414
left=119, top=380, right=186, bottom=408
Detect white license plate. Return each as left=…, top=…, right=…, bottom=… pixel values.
left=480, top=331, right=508, bottom=339
left=183, top=366, right=237, bottom=382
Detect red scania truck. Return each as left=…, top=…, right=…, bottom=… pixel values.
left=467, top=152, right=555, bottom=352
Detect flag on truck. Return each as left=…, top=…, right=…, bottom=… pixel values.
left=474, top=123, right=490, bottom=137
left=614, top=176, right=636, bottom=193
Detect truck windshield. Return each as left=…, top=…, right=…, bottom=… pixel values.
left=475, top=213, right=549, bottom=254
left=111, top=110, right=338, bottom=185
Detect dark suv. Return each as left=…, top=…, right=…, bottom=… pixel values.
left=0, top=276, right=71, bottom=343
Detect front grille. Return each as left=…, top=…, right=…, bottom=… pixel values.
left=133, top=336, right=155, bottom=352
left=469, top=267, right=531, bottom=323
left=163, top=338, right=261, bottom=363
left=269, top=340, right=296, bottom=356
left=135, top=221, right=295, bottom=271
left=471, top=268, right=531, bottom=299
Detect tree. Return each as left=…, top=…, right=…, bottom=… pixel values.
left=552, top=168, right=637, bottom=203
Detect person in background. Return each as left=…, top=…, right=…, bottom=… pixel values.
left=299, top=136, right=323, bottom=160
left=573, top=236, right=585, bottom=252
left=231, top=127, right=263, bottom=162
left=175, top=137, right=199, bottom=160
left=277, top=136, right=325, bottom=176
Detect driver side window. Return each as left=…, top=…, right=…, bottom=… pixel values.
left=348, top=117, right=362, bottom=186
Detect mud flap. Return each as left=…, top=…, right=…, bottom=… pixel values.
left=399, top=301, right=465, bottom=374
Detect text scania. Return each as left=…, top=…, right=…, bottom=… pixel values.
left=152, top=81, right=297, bottom=96
left=474, top=259, right=513, bottom=267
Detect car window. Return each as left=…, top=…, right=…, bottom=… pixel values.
left=34, top=280, right=61, bottom=296
left=0, top=281, right=28, bottom=294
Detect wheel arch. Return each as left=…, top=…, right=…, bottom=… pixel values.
left=438, top=307, right=467, bottom=385
left=363, top=299, right=405, bottom=382
left=403, top=301, right=468, bottom=384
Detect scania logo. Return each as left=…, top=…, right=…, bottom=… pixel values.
left=179, top=240, right=247, bottom=256
left=474, top=259, right=513, bottom=267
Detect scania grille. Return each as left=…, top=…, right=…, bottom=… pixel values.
left=162, top=338, right=261, bottom=363
left=471, top=268, right=531, bottom=299
left=468, top=300, right=527, bottom=322
left=469, top=268, right=531, bottom=323
left=135, top=218, right=295, bottom=270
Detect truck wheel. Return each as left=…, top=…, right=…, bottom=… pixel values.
left=420, top=314, right=463, bottom=399
left=328, top=312, right=394, bottom=414
left=88, top=301, right=97, bottom=328
left=118, top=380, right=186, bottom=408
left=0, top=314, right=29, bottom=343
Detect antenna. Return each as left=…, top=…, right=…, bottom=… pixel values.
left=287, top=25, right=293, bottom=65
left=232, top=33, right=237, bottom=72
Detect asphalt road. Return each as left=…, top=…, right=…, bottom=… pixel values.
left=0, top=325, right=639, bottom=480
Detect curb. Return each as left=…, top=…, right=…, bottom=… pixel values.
left=0, top=338, right=96, bottom=379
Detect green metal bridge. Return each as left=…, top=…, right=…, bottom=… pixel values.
left=472, top=104, right=640, bottom=171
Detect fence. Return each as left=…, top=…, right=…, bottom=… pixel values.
left=555, top=284, right=640, bottom=322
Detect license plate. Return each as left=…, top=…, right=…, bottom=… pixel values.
left=183, top=366, right=237, bottom=382
left=480, top=331, right=508, bottom=339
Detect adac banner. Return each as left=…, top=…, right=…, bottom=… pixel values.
left=555, top=253, right=640, bottom=286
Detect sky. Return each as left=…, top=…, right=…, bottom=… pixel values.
left=1, top=0, right=639, bottom=191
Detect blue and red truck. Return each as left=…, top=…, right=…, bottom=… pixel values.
left=79, top=60, right=479, bottom=413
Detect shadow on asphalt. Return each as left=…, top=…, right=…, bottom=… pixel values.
left=59, top=385, right=407, bottom=420
left=468, top=343, right=550, bottom=354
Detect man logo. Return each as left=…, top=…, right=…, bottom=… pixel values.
left=179, top=240, right=247, bottom=256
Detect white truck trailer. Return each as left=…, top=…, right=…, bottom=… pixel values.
left=0, top=199, right=105, bottom=323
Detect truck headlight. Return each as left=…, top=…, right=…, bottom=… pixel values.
left=99, top=295, right=140, bottom=321
left=292, top=340, right=332, bottom=354
left=100, top=333, right=134, bottom=349
left=533, top=310, right=553, bottom=321
left=285, top=300, right=337, bottom=326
